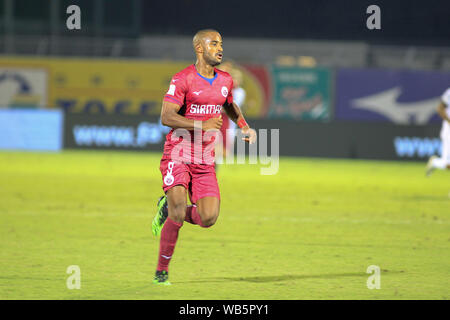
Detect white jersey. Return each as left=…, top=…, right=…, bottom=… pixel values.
left=441, top=88, right=450, bottom=139
left=233, top=87, right=246, bottom=109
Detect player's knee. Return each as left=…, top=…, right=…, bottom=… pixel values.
left=202, top=216, right=216, bottom=228
left=168, top=201, right=186, bottom=223
left=198, top=208, right=219, bottom=228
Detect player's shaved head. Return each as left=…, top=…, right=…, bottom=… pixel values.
left=193, top=29, right=223, bottom=67
left=193, top=29, right=220, bottom=51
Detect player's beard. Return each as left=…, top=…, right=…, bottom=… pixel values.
left=204, top=52, right=221, bottom=67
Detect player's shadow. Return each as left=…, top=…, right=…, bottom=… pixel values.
left=181, top=270, right=404, bottom=284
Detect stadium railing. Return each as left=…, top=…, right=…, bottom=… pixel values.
left=1, top=35, right=450, bottom=71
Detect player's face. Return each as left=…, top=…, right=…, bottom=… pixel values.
left=202, top=33, right=223, bottom=66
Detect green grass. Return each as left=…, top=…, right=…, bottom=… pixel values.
left=0, top=150, right=449, bottom=300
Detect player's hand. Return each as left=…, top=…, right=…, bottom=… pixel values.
left=202, top=115, right=223, bottom=131
left=241, top=126, right=257, bottom=144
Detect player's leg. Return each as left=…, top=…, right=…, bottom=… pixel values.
left=153, top=159, right=190, bottom=285
left=195, top=196, right=220, bottom=227
left=153, top=159, right=190, bottom=235
left=154, top=186, right=187, bottom=285
left=426, top=155, right=438, bottom=176
left=427, top=134, right=450, bottom=175
left=184, top=197, right=220, bottom=228
left=184, top=164, right=221, bottom=228
left=444, top=134, right=450, bottom=169
left=166, top=185, right=188, bottom=223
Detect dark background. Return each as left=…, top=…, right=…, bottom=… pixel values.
left=4, top=0, right=450, bottom=45
left=142, top=0, right=450, bottom=46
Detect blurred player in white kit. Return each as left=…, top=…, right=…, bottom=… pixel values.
left=217, top=61, right=246, bottom=158
left=426, top=88, right=450, bottom=176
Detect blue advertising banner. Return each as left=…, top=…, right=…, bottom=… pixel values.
left=64, top=114, right=170, bottom=151
left=335, top=69, right=450, bottom=125
left=0, top=109, right=63, bottom=151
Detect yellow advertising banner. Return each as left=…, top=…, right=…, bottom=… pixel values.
left=0, top=56, right=267, bottom=117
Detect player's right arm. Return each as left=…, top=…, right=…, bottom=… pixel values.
left=160, top=101, right=223, bottom=131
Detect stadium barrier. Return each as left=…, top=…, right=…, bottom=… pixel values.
left=250, top=119, right=442, bottom=160
left=64, top=114, right=170, bottom=151
left=0, top=109, right=63, bottom=151
left=63, top=114, right=441, bottom=161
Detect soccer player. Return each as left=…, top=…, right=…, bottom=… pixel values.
left=151, top=29, right=256, bottom=285
left=426, top=87, right=450, bottom=176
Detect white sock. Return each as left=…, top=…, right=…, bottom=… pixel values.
left=431, top=157, right=447, bottom=169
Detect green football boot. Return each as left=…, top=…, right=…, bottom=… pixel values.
left=153, top=270, right=171, bottom=285
left=152, top=195, right=168, bottom=236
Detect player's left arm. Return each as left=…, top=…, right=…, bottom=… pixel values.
left=223, top=101, right=257, bottom=144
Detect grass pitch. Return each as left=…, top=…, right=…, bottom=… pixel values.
left=0, top=150, right=449, bottom=300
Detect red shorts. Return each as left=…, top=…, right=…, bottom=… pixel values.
left=159, top=158, right=220, bottom=204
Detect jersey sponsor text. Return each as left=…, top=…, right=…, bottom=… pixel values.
left=189, top=104, right=222, bottom=114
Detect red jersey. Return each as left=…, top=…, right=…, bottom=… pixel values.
left=162, top=64, right=234, bottom=164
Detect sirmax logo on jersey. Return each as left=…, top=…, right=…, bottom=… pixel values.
left=189, top=104, right=222, bottom=114
left=163, top=161, right=175, bottom=186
